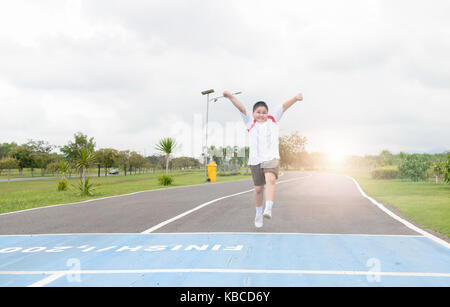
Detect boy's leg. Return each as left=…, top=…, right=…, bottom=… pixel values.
left=263, top=171, right=277, bottom=219
left=260, top=159, right=279, bottom=203
left=251, top=165, right=266, bottom=208
left=254, top=185, right=264, bottom=208
left=264, top=171, right=276, bottom=202
left=254, top=185, right=264, bottom=227
left=250, top=164, right=266, bottom=228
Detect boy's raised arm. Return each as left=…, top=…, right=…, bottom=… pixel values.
left=224, top=90, right=247, bottom=115
left=282, top=92, right=303, bottom=112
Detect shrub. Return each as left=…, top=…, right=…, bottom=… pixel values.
left=371, top=166, right=400, bottom=179
left=218, top=171, right=241, bottom=177
left=398, top=154, right=430, bottom=181
left=158, top=174, right=173, bottom=186
left=57, top=179, right=68, bottom=191
left=77, top=178, right=95, bottom=196
left=444, top=154, right=450, bottom=184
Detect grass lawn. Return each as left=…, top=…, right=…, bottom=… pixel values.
left=342, top=169, right=450, bottom=238
left=0, top=167, right=101, bottom=180
left=0, top=169, right=252, bottom=214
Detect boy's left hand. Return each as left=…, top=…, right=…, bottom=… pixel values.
left=295, top=93, right=303, bottom=101
left=223, top=90, right=233, bottom=99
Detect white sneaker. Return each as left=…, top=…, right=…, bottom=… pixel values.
left=254, top=213, right=263, bottom=228
left=263, top=207, right=272, bottom=219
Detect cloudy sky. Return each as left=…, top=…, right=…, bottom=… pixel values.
left=0, top=0, right=449, bottom=159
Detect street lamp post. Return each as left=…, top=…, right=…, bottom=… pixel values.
left=201, top=89, right=242, bottom=182
left=201, top=89, right=214, bottom=182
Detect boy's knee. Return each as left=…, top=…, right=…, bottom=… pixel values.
left=265, top=173, right=276, bottom=184
left=254, top=186, right=264, bottom=194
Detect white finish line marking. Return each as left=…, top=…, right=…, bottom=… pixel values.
left=0, top=269, right=445, bottom=277
left=0, top=269, right=447, bottom=287
left=141, top=174, right=312, bottom=233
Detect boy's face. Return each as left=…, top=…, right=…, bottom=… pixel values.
left=253, top=106, right=268, bottom=123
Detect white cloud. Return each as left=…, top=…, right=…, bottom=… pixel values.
left=0, top=0, right=449, bottom=156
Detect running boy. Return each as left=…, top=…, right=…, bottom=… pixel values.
left=223, top=90, right=303, bottom=228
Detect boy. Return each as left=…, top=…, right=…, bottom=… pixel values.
left=223, top=90, right=303, bottom=228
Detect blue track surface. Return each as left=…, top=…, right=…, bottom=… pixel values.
left=0, top=233, right=449, bottom=287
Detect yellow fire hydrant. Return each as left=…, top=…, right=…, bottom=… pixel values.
left=207, top=161, right=217, bottom=182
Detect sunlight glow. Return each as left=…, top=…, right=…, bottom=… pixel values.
left=320, top=138, right=356, bottom=168
left=327, top=151, right=348, bottom=168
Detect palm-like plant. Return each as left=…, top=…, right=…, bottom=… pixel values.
left=57, top=161, right=69, bottom=180
left=155, top=137, right=178, bottom=174
left=56, top=160, right=70, bottom=191
left=75, top=146, right=96, bottom=195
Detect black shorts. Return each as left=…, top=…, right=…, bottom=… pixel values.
left=250, top=159, right=280, bottom=186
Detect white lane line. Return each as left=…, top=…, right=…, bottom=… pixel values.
left=1, top=269, right=449, bottom=279
left=347, top=175, right=450, bottom=249
left=142, top=232, right=425, bottom=237
left=27, top=272, right=67, bottom=287
left=141, top=174, right=312, bottom=234
left=0, top=232, right=424, bottom=237
left=141, top=189, right=254, bottom=233
left=0, top=175, right=257, bottom=217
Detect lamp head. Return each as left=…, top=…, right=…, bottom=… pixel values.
left=201, top=89, right=215, bottom=95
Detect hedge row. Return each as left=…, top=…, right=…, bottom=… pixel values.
left=371, top=166, right=400, bottom=179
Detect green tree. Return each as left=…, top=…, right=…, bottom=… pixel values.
left=432, top=159, right=445, bottom=183
left=236, top=146, right=250, bottom=173
left=398, top=154, right=430, bottom=181
left=444, top=154, right=450, bottom=184
left=155, top=138, right=178, bottom=174
left=96, top=148, right=119, bottom=176
left=172, top=156, right=201, bottom=170
left=0, top=142, right=18, bottom=159
left=25, top=139, right=55, bottom=154
left=0, top=157, right=19, bottom=183
left=230, top=146, right=240, bottom=171
left=379, top=150, right=394, bottom=167
left=209, top=146, right=223, bottom=172
left=117, top=150, right=130, bottom=176
left=9, top=146, right=34, bottom=176
left=129, top=151, right=146, bottom=174
left=24, top=139, right=57, bottom=176
left=33, top=152, right=60, bottom=177
left=279, top=131, right=307, bottom=169
left=147, top=155, right=166, bottom=170
left=60, top=132, right=96, bottom=163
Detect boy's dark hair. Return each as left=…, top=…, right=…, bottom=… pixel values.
left=253, top=101, right=268, bottom=112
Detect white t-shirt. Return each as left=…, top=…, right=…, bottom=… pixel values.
left=240, top=104, right=284, bottom=166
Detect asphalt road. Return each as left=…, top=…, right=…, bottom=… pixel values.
left=2, top=171, right=449, bottom=287
left=0, top=171, right=420, bottom=236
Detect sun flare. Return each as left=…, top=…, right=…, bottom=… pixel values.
left=328, top=152, right=347, bottom=166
